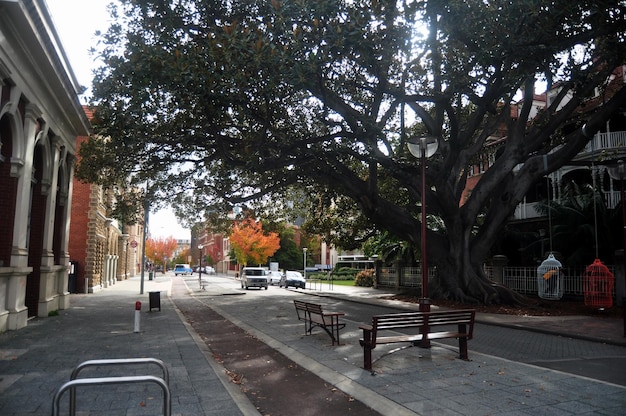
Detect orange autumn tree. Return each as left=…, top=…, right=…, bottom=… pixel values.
left=145, top=236, right=178, bottom=272
left=229, top=218, right=280, bottom=266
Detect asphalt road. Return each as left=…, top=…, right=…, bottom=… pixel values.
left=199, top=276, right=626, bottom=387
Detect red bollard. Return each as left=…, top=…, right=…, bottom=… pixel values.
left=134, top=301, right=141, bottom=333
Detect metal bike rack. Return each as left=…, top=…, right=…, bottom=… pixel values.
left=69, top=358, right=169, bottom=384
left=52, top=375, right=171, bottom=416
left=54, top=358, right=171, bottom=416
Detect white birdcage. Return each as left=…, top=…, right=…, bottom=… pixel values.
left=537, top=253, right=563, bottom=300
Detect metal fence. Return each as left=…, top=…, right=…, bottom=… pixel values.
left=378, top=266, right=436, bottom=290
left=498, top=265, right=616, bottom=296
left=377, top=266, right=397, bottom=287
left=378, top=264, right=617, bottom=297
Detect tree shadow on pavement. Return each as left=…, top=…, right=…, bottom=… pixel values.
left=173, top=296, right=380, bottom=416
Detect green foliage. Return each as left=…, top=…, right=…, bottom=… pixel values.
left=363, top=231, right=418, bottom=264
left=354, top=269, right=375, bottom=287
left=330, top=266, right=360, bottom=281
left=80, top=0, right=626, bottom=303
left=535, top=181, right=621, bottom=265
left=306, top=271, right=327, bottom=280
left=301, top=190, right=379, bottom=251
left=269, top=226, right=302, bottom=270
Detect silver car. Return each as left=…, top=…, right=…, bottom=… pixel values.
left=267, top=271, right=283, bottom=285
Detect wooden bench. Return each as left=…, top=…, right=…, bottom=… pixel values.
left=359, top=309, right=475, bottom=371
left=293, top=300, right=346, bottom=345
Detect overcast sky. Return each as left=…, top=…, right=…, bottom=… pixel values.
left=47, top=0, right=190, bottom=240
left=47, top=0, right=112, bottom=95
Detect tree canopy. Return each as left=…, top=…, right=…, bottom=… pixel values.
left=145, top=236, right=179, bottom=268
left=229, top=218, right=281, bottom=266
left=78, top=0, right=626, bottom=303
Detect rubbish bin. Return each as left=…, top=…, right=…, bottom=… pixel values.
left=68, top=261, right=78, bottom=293
left=149, top=291, right=161, bottom=312
left=148, top=271, right=154, bottom=281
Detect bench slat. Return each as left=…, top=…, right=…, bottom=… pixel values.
left=293, top=300, right=345, bottom=346
left=360, top=309, right=475, bottom=371
left=376, top=331, right=468, bottom=345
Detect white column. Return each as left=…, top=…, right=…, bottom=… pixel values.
left=7, top=103, right=40, bottom=329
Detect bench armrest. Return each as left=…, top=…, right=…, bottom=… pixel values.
left=323, top=311, right=345, bottom=317
left=359, top=324, right=373, bottom=331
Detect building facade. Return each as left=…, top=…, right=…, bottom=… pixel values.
left=68, top=116, right=144, bottom=294
left=0, top=0, right=90, bottom=331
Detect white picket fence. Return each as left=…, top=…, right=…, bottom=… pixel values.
left=377, top=264, right=617, bottom=297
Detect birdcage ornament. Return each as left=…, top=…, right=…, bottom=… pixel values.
left=537, top=253, right=563, bottom=300
left=583, top=258, right=614, bottom=309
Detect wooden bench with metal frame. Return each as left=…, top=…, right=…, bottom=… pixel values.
left=293, top=300, right=346, bottom=345
left=359, top=309, right=476, bottom=371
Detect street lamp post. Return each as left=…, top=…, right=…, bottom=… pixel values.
left=140, top=205, right=149, bottom=295
left=198, top=244, right=204, bottom=289
left=407, top=136, right=439, bottom=313
left=619, top=160, right=625, bottom=337
left=303, top=248, right=308, bottom=283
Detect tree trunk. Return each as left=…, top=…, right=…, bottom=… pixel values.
left=429, top=222, right=527, bottom=305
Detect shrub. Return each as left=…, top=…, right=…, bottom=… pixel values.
left=331, top=267, right=360, bottom=281
left=354, top=269, right=375, bottom=287
left=306, top=271, right=326, bottom=280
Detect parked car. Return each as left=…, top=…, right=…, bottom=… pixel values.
left=240, top=267, right=269, bottom=290
left=280, top=271, right=306, bottom=289
left=174, top=264, right=192, bottom=276
left=196, top=266, right=216, bottom=275
left=267, top=270, right=283, bottom=285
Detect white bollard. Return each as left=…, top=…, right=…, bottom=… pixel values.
left=134, top=301, right=141, bottom=333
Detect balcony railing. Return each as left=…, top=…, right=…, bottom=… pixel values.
left=513, top=201, right=543, bottom=220
left=514, top=189, right=622, bottom=220
left=576, top=131, right=626, bottom=160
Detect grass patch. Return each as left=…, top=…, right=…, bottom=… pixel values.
left=48, top=310, right=59, bottom=317
left=327, top=279, right=355, bottom=287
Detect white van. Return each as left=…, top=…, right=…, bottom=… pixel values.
left=240, top=267, right=269, bottom=290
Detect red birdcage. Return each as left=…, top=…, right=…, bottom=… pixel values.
left=583, top=258, right=614, bottom=309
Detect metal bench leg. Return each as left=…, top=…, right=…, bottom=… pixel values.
left=363, top=346, right=372, bottom=371
left=458, top=324, right=469, bottom=360
left=459, top=337, right=469, bottom=360
left=332, top=316, right=340, bottom=345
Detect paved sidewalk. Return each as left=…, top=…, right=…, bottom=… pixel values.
left=304, top=281, right=626, bottom=347
left=197, top=276, right=626, bottom=415
left=0, top=275, right=253, bottom=416
left=1, top=273, right=625, bottom=415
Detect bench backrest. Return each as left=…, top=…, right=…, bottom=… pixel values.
left=371, top=310, right=475, bottom=344
left=293, top=300, right=324, bottom=318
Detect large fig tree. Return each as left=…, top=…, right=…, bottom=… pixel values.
left=78, top=0, right=626, bottom=303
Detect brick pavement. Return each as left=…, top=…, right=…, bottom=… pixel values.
left=0, top=276, right=252, bottom=416
left=199, top=275, right=626, bottom=415
left=1, top=273, right=625, bottom=415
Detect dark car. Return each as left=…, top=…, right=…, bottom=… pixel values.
left=279, top=271, right=306, bottom=289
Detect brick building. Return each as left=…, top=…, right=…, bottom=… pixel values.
left=68, top=116, right=144, bottom=294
